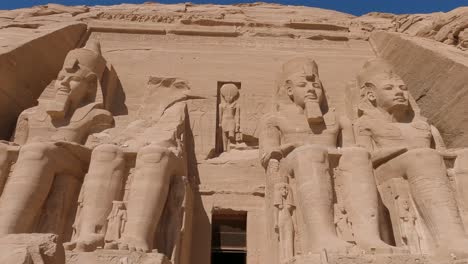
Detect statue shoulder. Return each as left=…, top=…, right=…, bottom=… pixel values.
left=355, top=115, right=378, bottom=136
left=71, top=103, right=114, bottom=131
left=19, top=106, right=44, bottom=121
left=260, top=112, right=280, bottom=129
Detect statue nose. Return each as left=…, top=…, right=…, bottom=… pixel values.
left=59, top=77, right=70, bottom=86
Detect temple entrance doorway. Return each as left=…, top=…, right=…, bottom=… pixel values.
left=211, top=211, right=247, bottom=264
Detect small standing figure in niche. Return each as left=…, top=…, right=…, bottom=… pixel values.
left=397, top=198, right=422, bottom=254
left=104, top=201, right=127, bottom=249
left=274, top=183, right=295, bottom=264
left=334, top=204, right=354, bottom=243
left=219, top=83, right=240, bottom=152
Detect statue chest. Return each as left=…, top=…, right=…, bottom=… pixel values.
left=369, top=121, right=432, bottom=149
left=278, top=117, right=339, bottom=147
left=26, top=112, right=91, bottom=144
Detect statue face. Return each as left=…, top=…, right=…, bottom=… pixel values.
left=286, top=72, right=323, bottom=109
left=280, top=186, right=288, bottom=197
left=54, top=69, right=89, bottom=104
left=49, top=68, right=92, bottom=117
left=223, top=94, right=235, bottom=103
left=368, top=74, right=408, bottom=112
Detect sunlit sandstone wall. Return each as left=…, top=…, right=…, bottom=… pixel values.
left=0, top=23, right=86, bottom=139
left=87, top=29, right=375, bottom=263
left=370, top=31, right=468, bottom=148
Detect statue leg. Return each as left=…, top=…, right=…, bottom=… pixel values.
left=288, top=145, right=351, bottom=253
left=0, top=143, right=67, bottom=234
left=339, top=147, right=396, bottom=252
left=119, top=144, right=182, bottom=252
left=72, top=144, right=125, bottom=252
left=0, top=143, right=14, bottom=196
left=378, top=148, right=468, bottom=258
left=454, top=149, right=468, bottom=224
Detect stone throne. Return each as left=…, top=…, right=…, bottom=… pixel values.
left=65, top=76, right=195, bottom=264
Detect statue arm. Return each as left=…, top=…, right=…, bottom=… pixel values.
left=235, top=104, right=240, bottom=131
left=88, top=109, right=115, bottom=135
left=338, top=116, right=355, bottom=147
left=218, top=104, right=223, bottom=127
left=11, top=112, right=29, bottom=145
left=274, top=205, right=280, bottom=231
left=354, top=118, right=407, bottom=167
left=354, top=121, right=373, bottom=151
left=430, top=125, right=446, bottom=150
left=259, top=115, right=282, bottom=168
left=431, top=125, right=462, bottom=159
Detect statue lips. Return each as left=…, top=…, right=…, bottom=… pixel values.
left=393, top=96, right=407, bottom=103
left=57, top=86, right=71, bottom=96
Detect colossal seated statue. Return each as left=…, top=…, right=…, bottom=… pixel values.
left=66, top=77, right=189, bottom=253
left=354, top=58, right=468, bottom=259
left=0, top=40, right=114, bottom=235
left=259, top=57, right=394, bottom=257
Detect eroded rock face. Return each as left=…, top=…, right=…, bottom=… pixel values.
left=0, top=233, right=65, bottom=264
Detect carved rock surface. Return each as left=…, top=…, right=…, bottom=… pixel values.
left=0, top=233, right=65, bottom=264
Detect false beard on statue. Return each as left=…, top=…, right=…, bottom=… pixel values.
left=46, top=94, right=70, bottom=119
left=304, top=100, right=323, bottom=124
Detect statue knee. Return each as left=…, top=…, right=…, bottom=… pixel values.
left=455, top=149, right=468, bottom=171
left=92, top=144, right=123, bottom=162
left=456, top=149, right=468, bottom=161
left=407, top=148, right=442, bottom=163
left=341, top=147, right=371, bottom=162
left=138, top=144, right=172, bottom=164
left=293, top=144, right=328, bottom=163
left=19, top=142, right=55, bottom=161
left=0, top=144, right=10, bottom=162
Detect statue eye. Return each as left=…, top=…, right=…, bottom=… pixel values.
left=70, top=76, right=83, bottom=82
left=57, top=75, right=65, bottom=81
left=312, top=83, right=321, bottom=88
left=383, top=85, right=393, bottom=90
left=297, top=82, right=307, bottom=87
left=400, top=85, right=407, bottom=91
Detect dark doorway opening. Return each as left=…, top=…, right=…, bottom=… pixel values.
left=211, top=212, right=247, bottom=264
left=211, top=250, right=246, bottom=264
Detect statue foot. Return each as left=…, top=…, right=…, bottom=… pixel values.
left=118, top=236, right=151, bottom=253
left=63, top=241, right=76, bottom=251
left=104, top=241, right=118, bottom=250
left=311, top=237, right=354, bottom=254
left=75, top=233, right=104, bottom=252
left=357, top=239, right=407, bottom=254
left=435, top=239, right=468, bottom=261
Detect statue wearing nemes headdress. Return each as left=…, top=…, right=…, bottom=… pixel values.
left=259, top=57, right=396, bottom=254
left=0, top=40, right=114, bottom=235
left=355, top=58, right=468, bottom=260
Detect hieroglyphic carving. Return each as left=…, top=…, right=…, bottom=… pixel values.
left=187, top=98, right=216, bottom=159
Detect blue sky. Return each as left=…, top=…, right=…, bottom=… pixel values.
left=1, top=0, right=467, bottom=16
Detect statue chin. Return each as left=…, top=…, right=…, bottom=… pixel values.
left=45, top=100, right=68, bottom=119
left=305, top=101, right=324, bottom=124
